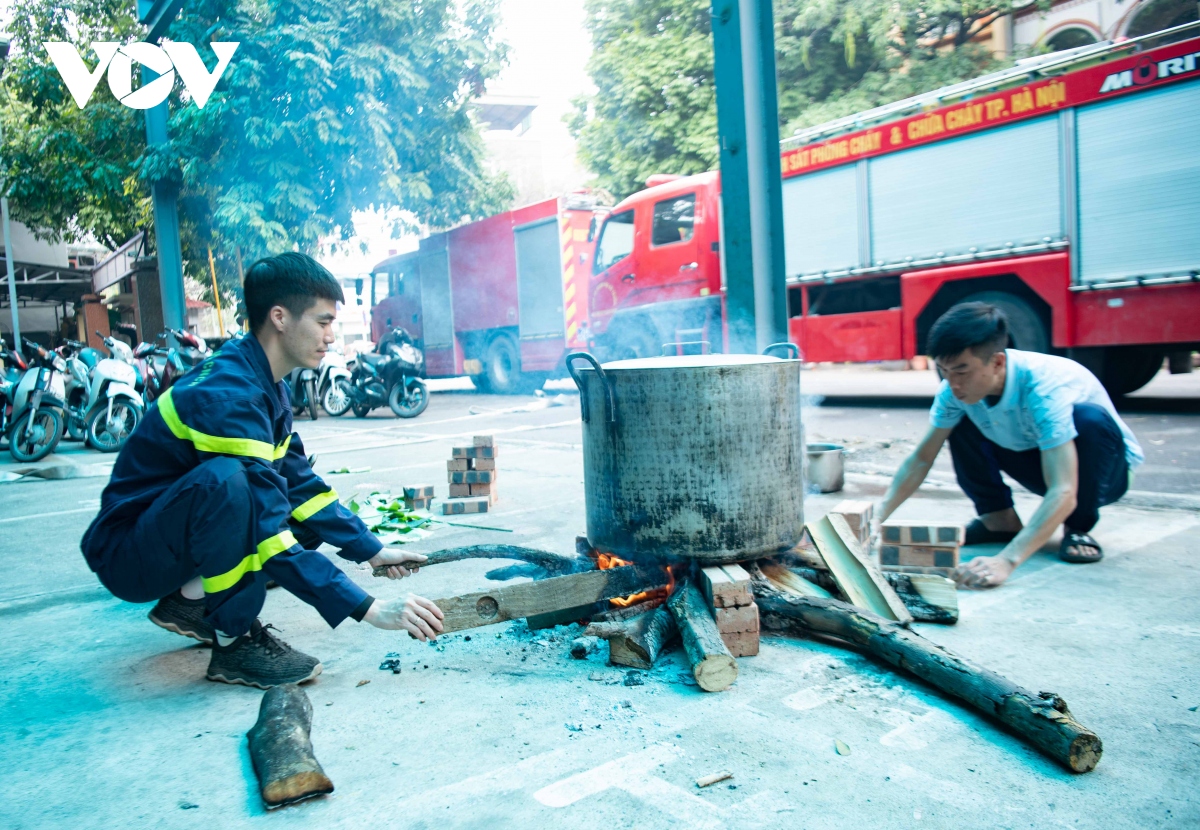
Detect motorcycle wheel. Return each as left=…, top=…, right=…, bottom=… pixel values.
left=323, top=379, right=353, bottom=416
left=389, top=379, right=429, bottom=418
left=305, top=377, right=319, bottom=420
left=9, top=408, right=64, bottom=463
left=86, top=401, right=142, bottom=453
left=352, top=403, right=371, bottom=418
left=66, top=413, right=88, bottom=442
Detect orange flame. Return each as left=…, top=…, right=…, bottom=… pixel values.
left=595, top=552, right=676, bottom=607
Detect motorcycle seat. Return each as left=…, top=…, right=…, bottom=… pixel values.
left=79, top=348, right=103, bottom=369
left=359, top=353, right=390, bottom=367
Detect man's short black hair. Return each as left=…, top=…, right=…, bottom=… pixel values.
left=243, top=252, right=344, bottom=332
left=927, top=302, right=1009, bottom=361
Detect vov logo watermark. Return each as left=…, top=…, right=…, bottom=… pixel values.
left=43, top=41, right=239, bottom=110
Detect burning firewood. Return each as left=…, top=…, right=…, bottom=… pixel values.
left=585, top=605, right=678, bottom=669
left=747, top=566, right=1102, bottom=773
left=667, top=579, right=738, bottom=692
left=371, top=544, right=595, bottom=578
left=246, top=684, right=334, bottom=808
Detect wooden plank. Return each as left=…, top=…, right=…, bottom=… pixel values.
left=433, top=564, right=668, bottom=634
left=806, top=514, right=912, bottom=624
left=757, top=562, right=833, bottom=599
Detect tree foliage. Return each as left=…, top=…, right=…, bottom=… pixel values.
left=2, top=0, right=512, bottom=296
left=571, top=0, right=1016, bottom=199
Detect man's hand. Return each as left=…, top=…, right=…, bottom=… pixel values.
left=954, top=555, right=1016, bottom=589
left=368, top=549, right=428, bottom=579
left=363, top=594, right=445, bottom=641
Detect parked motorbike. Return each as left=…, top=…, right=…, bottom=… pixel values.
left=0, top=338, right=27, bottom=452
left=77, top=332, right=144, bottom=452
left=59, top=339, right=102, bottom=441
left=341, top=327, right=428, bottom=418
left=6, top=338, right=68, bottom=462
left=132, top=328, right=209, bottom=403
left=317, top=348, right=352, bottom=416
left=285, top=366, right=319, bottom=421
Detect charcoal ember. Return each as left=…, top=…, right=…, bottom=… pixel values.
left=379, top=653, right=402, bottom=673
left=623, top=671, right=645, bottom=687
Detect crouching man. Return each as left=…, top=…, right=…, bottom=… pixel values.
left=874, top=302, right=1143, bottom=588
left=81, top=253, right=443, bottom=688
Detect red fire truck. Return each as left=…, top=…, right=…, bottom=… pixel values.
left=370, top=193, right=601, bottom=393
left=587, top=32, right=1200, bottom=395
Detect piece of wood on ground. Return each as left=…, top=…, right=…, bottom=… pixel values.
left=761, top=561, right=958, bottom=624
left=585, top=604, right=678, bottom=669
left=880, top=520, right=965, bottom=547
left=372, top=545, right=594, bottom=579
left=748, top=571, right=1102, bottom=774
left=589, top=596, right=664, bottom=623
left=442, top=497, right=489, bottom=515
left=757, top=562, right=832, bottom=599
left=246, top=684, right=334, bottom=809
left=806, top=514, right=912, bottom=624
left=882, top=564, right=955, bottom=578
left=831, top=499, right=873, bottom=546
left=527, top=601, right=607, bottom=630
left=699, top=565, right=753, bottom=610
left=695, top=771, right=733, bottom=788
left=667, top=579, right=738, bottom=692
left=434, top=564, right=668, bottom=634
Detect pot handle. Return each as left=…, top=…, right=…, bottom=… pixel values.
left=661, top=340, right=710, bottom=356
left=565, top=352, right=616, bottom=424
left=762, top=342, right=799, bottom=360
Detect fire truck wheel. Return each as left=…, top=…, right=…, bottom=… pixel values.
left=484, top=334, right=523, bottom=394
left=1100, top=346, right=1164, bottom=397
left=469, top=373, right=493, bottom=393
left=961, top=291, right=1048, bottom=354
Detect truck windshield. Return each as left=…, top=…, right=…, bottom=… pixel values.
left=593, top=210, right=634, bottom=273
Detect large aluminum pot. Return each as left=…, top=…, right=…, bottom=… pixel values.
left=567, top=346, right=804, bottom=565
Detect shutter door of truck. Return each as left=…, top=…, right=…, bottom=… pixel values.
left=514, top=218, right=565, bottom=340
left=1076, top=80, right=1200, bottom=285
left=869, top=116, right=1061, bottom=265
left=782, top=164, right=860, bottom=277
left=418, top=248, right=455, bottom=375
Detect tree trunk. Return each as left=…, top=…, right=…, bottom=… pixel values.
left=667, top=580, right=738, bottom=692
left=372, top=545, right=594, bottom=578
left=586, top=605, right=678, bottom=669
left=747, top=572, right=1101, bottom=773
left=246, top=684, right=335, bottom=808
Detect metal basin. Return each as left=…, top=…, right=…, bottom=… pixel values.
left=568, top=347, right=805, bottom=565
left=806, top=443, right=845, bottom=493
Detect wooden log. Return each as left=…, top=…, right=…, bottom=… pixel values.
left=667, top=580, right=738, bottom=692
left=745, top=569, right=1102, bottom=773
left=246, top=684, right=334, bottom=809
left=585, top=605, right=678, bottom=669
left=589, top=596, right=665, bottom=623
left=372, top=545, right=594, bottom=578
left=434, top=564, right=668, bottom=634
left=807, top=515, right=912, bottom=624
left=763, top=561, right=957, bottom=624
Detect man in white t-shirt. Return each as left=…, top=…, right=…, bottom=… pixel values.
left=873, top=302, right=1142, bottom=588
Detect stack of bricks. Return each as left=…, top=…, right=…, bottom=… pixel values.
left=699, top=563, right=759, bottom=657
left=402, top=485, right=434, bottom=511
left=443, top=435, right=497, bottom=515
left=879, top=520, right=964, bottom=576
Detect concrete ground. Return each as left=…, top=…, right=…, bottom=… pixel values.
left=1, top=367, right=1197, bottom=828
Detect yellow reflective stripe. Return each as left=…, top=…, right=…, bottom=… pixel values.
left=157, top=388, right=291, bottom=461
left=292, top=489, right=338, bottom=522
left=202, top=531, right=298, bottom=593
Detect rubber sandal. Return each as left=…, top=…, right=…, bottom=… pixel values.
left=1060, top=532, right=1103, bottom=563
left=964, top=518, right=1019, bottom=546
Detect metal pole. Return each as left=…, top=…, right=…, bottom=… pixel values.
left=143, top=66, right=186, bottom=332
left=207, top=245, right=225, bottom=334
left=1, top=193, right=18, bottom=354
left=711, top=0, right=788, bottom=353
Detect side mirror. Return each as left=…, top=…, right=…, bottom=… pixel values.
left=355, top=278, right=363, bottom=296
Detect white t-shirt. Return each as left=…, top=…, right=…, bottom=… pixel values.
left=930, top=349, right=1144, bottom=469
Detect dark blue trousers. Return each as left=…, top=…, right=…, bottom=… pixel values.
left=92, top=457, right=323, bottom=637
left=947, top=403, right=1129, bottom=534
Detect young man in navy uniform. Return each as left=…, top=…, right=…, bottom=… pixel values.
left=82, top=253, right=443, bottom=688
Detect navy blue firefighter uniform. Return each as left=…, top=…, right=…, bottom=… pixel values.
left=82, top=334, right=381, bottom=637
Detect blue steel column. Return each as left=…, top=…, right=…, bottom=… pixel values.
left=711, top=0, right=788, bottom=353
